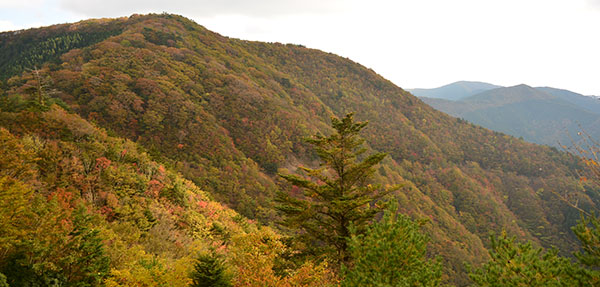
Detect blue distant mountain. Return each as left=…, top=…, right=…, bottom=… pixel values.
left=417, top=83, right=600, bottom=148
left=409, top=81, right=502, bottom=101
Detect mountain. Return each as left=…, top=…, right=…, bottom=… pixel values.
left=421, top=84, right=600, bottom=147
left=537, top=86, right=600, bottom=115
left=0, top=14, right=598, bottom=285
left=409, top=81, right=501, bottom=101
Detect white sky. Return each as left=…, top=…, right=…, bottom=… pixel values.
left=1, top=0, right=599, bottom=95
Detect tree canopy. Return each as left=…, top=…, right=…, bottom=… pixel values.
left=342, top=204, right=442, bottom=287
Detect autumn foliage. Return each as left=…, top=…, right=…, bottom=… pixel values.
left=1, top=13, right=599, bottom=285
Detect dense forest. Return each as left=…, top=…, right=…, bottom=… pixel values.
left=1, top=13, right=600, bottom=286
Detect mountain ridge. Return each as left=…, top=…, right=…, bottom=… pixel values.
left=419, top=82, right=600, bottom=148
left=409, top=81, right=502, bottom=101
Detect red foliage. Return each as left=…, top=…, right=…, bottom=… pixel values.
left=197, top=200, right=208, bottom=209
left=49, top=188, right=76, bottom=211
left=99, top=205, right=115, bottom=221
left=95, top=157, right=112, bottom=170
left=146, top=179, right=163, bottom=198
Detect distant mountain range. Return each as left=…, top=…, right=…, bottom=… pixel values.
left=412, top=82, right=600, bottom=147
left=410, top=81, right=501, bottom=101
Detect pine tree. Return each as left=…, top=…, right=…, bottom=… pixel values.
left=61, top=205, right=110, bottom=286
left=342, top=204, right=442, bottom=287
left=573, top=214, right=600, bottom=268
left=23, top=67, right=57, bottom=111
left=570, top=215, right=600, bottom=284
left=190, top=252, right=232, bottom=287
left=277, top=113, right=397, bottom=266
left=468, top=231, right=587, bottom=286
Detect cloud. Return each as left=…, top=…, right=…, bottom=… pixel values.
left=59, top=0, right=348, bottom=18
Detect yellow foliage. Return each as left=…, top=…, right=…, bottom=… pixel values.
left=0, top=176, right=34, bottom=260
left=104, top=252, right=193, bottom=287
left=228, top=227, right=338, bottom=287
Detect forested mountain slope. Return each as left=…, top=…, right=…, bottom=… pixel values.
left=0, top=104, right=337, bottom=286
left=538, top=86, right=600, bottom=114
left=1, top=14, right=598, bottom=285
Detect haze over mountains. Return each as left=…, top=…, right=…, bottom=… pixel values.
left=409, top=81, right=502, bottom=101
left=1, top=14, right=599, bottom=286
left=413, top=81, right=600, bottom=148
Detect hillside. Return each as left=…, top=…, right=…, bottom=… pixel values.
left=421, top=84, right=600, bottom=147
left=538, top=87, right=600, bottom=114
left=0, top=104, right=338, bottom=286
left=409, top=81, right=501, bottom=101
left=1, top=14, right=598, bottom=285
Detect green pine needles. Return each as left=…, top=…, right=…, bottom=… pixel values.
left=468, top=231, right=593, bottom=286
left=342, top=204, right=443, bottom=287
left=190, top=252, right=232, bottom=287
left=277, top=113, right=398, bottom=266
left=573, top=214, right=600, bottom=268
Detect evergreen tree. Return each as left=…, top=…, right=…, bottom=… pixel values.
left=277, top=113, right=396, bottom=266
left=468, top=231, right=588, bottom=286
left=570, top=213, right=600, bottom=284
left=1, top=201, right=110, bottom=286
left=573, top=214, right=600, bottom=268
left=190, top=252, right=232, bottom=287
left=342, top=204, right=442, bottom=287
left=61, top=206, right=110, bottom=286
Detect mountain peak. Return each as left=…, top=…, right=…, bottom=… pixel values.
left=409, top=80, right=501, bottom=101
left=510, top=83, right=534, bottom=89
left=464, top=84, right=553, bottom=104
left=501, top=84, right=545, bottom=94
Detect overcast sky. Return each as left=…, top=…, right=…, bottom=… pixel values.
left=1, top=0, right=599, bottom=95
